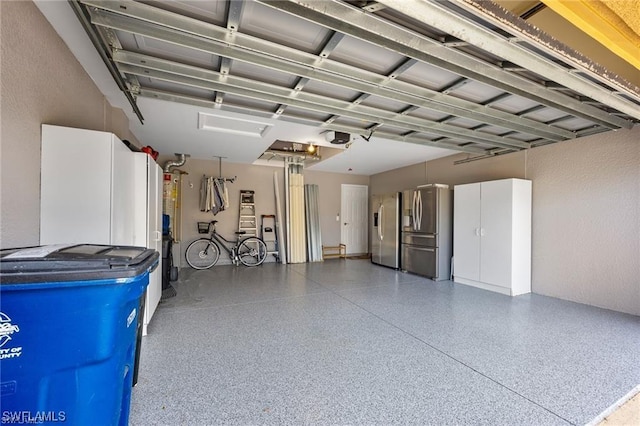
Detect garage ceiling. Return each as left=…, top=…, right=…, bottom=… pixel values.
left=46, top=1, right=640, bottom=174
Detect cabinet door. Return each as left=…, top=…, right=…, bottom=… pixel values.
left=479, top=179, right=513, bottom=288
left=453, top=183, right=481, bottom=281
left=147, top=160, right=162, bottom=248
left=144, top=161, right=163, bottom=334
left=40, top=125, right=112, bottom=245
left=110, top=136, right=136, bottom=245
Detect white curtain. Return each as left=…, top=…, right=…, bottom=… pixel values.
left=286, top=159, right=306, bottom=263
left=305, top=184, right=322, bottom=262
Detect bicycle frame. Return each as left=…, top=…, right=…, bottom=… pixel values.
left=209, top=230, right=242, bottom=262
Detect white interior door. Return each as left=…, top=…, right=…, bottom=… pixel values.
left=341, top=184, right=368, bottom=255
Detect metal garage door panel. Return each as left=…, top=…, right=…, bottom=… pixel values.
left=303, top=80, right=362, bottom=102
left=231, top=61, right=298, bottom=87
left=398, top=61, right=461, bottom=91
left=239, top=1, right=329, bottom=53
left=329, top=36, right=405, bottom=75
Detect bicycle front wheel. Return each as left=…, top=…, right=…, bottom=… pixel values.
left=185, top=239, right=220, bottom=269
left=237, top=237, right=267, bottom=267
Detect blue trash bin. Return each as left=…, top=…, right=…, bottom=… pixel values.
left=0, top=244, right=159, bottom=426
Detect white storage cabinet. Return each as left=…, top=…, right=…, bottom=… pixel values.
left=453, top=178, right=532, bottom=296
left=133, top=153, right=163, bottom=335
left=40, top=124, right=162, bottom=333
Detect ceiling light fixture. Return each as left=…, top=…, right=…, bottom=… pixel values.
left=307, top=144, right=316, bottom=154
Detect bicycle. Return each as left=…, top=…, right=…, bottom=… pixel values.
left=186, top=221, right=267, bottom=269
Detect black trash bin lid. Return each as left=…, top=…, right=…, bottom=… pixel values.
left=0, top=244, right=159, bottom=284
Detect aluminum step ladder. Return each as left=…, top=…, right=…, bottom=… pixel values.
left=238, top=190, right=257, bottom=237
left=260, top=214, right=279, bottom=261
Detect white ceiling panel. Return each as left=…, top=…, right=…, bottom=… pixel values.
left=407, top=108, right=451, bottom=123
left=397, top=61, right=461, bottom=91
left=553, top=117, right=599, bottom=131
left=359, top=95, right=410, bottom=112
left=302, top=80, right=362, bottom=103
left=307, top=136, right=455, bottom=175
left=238, top=1, right=329, bottom=53
left=230, top=60, right=298, bottom=87
left=491, top=95, right=542, bottom=114
left=125, top=34, right=219, bottom=68
left=148, top=0, right=227, bottom=26
left=143, top=78, right=214, bottom=99
left=523, top=107, right=574, bottom=123
left=328, top=35, right=406, bottom=75
left=280, top=106, right=331, bottom=123
left=449, top=80, right=507, bottom=104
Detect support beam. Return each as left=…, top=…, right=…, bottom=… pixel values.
left=261, top=0, right=633, bottom=127
left=83, top=0, right=577, bottom=141
left=114, top=51, right=532, bottom=150
left=137, top=87, right=488, bottom=154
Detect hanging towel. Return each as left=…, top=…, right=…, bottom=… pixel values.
left=222, top=181, right=230, bottom=209
left=208, top=177, right=216, bottom=211
left=200, top=177, right=207, bottom=211
left=200, top=176, right=231, bottom=215
left=200, top=176, right=214, bottom=212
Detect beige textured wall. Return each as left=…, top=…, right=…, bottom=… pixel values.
left=527, top=127, right=640, bottom=315
left=370, top=131, right=639, bottom=315
left=367, top=150, right=526, bottom=194
left=426, top=151, right=527, bottom=186
left=369, top=162, right=427, bottom=194
left=0, top=2, right=138, bottom=248
left=171, top=159, right=281, bottom=265
left=167, top=158, right=368, bottom=266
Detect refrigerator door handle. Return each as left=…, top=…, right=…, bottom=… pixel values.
left=418, top=192, right=422, bottom=230
left=410, top=246, right=435, bottom=253
left=416, top=191, right=423, bottom=231
left=411, top=191, right=417, bottom=231
left=378, top=205, right=384, bottom=240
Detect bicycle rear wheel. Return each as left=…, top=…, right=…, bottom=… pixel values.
left=237, top=237, right=267, bottom=266
left=186, top=239, right=220, bottom=269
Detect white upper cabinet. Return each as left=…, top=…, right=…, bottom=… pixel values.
left=40, top=125, right=135, bottom=246
left=453, top=178, right=532, bottom=296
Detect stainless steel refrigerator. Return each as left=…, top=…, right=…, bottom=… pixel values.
left=401, top=184, right=452, bottom=280
left=371, top=192, right=401, bottom=269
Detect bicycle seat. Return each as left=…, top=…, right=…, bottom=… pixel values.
left=211, top=220, right=218, bottom=225
left=235, top=231, right=246, bottom=235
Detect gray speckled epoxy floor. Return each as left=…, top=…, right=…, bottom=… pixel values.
left=130, top=260, right=640, bottom=425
